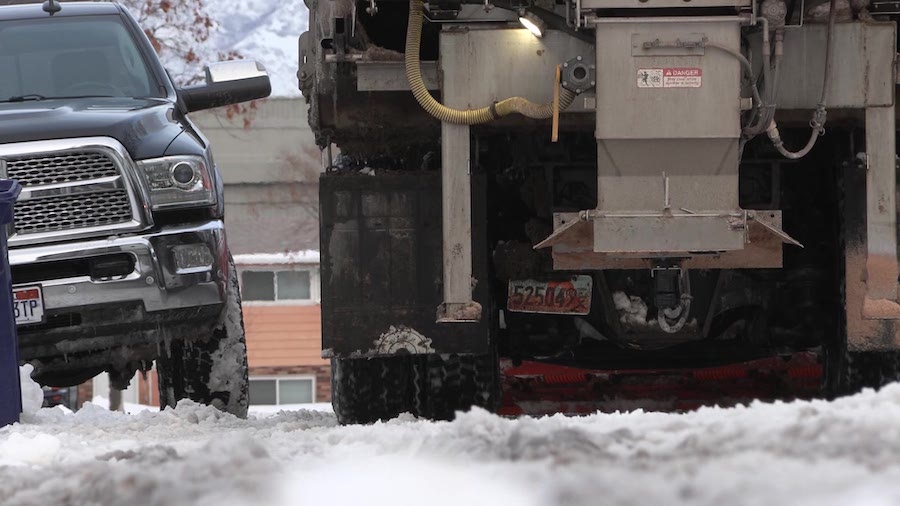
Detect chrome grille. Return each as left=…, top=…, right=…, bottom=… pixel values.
left=4, top=149, right=137, bottom=241
left=7, top=152, right=119, bottom=187
left=13, top=192, right=133, bottom=234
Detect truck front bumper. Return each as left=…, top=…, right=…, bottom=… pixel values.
left=12, top=219, right=230, bottom=374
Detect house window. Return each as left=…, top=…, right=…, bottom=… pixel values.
left=249, top=377, right=315, bottom=405
left=241, top=270, right=312, bottom=301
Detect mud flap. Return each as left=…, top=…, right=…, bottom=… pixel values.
left=320, top=171, right=490, bottom=358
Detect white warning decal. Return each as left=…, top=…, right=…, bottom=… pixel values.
left=637, top=69, right=663, bottom=88
left=638, top=68, right=702, bottom=88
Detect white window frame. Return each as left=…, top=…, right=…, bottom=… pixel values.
left=248, top=375, right=317, bottom=405
left=237, top=264, right=321, bottom=306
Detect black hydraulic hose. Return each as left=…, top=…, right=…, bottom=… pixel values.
left=704, top=41, right=765, bottom=134
left=743, top=18, right=774, bottom=136
left=745, top=54, right=782, bottom=136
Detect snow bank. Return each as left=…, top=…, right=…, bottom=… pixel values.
left=249, top=403, right=333, bottom=416
left=88, top=395, right=332, bottom=416
left=5, top=387, right=900, bottom=505
left=277, top=456, right=540, bottom=506
left=0, top=433, right=60, bottom=466
left=90, top=396, right=158, bottom=414
left=18, top=364, right=43, bottom=419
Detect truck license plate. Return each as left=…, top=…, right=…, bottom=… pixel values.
left=507, top=276, right=592, bottom=315
left=14, top=286, right=44, bottom=326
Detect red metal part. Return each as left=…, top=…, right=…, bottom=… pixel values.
left=498, top=352, right=823, bottom=416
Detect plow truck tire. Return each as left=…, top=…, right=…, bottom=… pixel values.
left=331, top=356, right=417, bottom=424
left=415, top=353, right=500, bottom=421
left=331, top=352, right=500, bottom=424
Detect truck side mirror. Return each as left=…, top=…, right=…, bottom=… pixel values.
left=178, top=60, right=272, bottom=113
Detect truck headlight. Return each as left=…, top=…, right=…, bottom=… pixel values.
left=135, top=155, right=216, bottom=210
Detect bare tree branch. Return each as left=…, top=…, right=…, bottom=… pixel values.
left=121, top=0, right=259, bottom=127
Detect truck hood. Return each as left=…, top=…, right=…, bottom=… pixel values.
left=0, top=97, right=185, bottom=161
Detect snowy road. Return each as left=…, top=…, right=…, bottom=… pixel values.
left=4, top=381, right=900, bottom=506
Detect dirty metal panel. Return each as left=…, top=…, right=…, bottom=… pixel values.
left=864, top=106, right=898, bottom=303
left=357, top=61, right=439, bottom=91
left=841, top=153, right=900, bottom=351
left=440, top=27, right=596, bottom=114
left=592, top=214, right=745, bottom=254
left=595, top=19, right=742, bottom=140
left=751, top=22, right=896, bottom=109
left=319, top=172, right=490, bottom=358
left=507, top=276, right=593, bottom=315
left=593, top=18, right=743, bottom=256
left=598, top=138, right=740, bottom=212
left=441, top=122, right=474, bottom=310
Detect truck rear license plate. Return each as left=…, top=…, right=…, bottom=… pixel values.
left=14, top=286, right=44, bottom=326
left=507, top=276, right=592, bottom=315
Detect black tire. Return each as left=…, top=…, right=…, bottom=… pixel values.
left=157, top=256, right=250, bottom=418
left=844, top=351, right=900, bottom=392
left=331, top=356, right=416, bottom=424
left=822, top=339, right=847, bottom=399
left=415, top=353, right=501, bottom=421
left=824, top=332, right=900, bottom=397
left=331, top=351, right=500, bottom=424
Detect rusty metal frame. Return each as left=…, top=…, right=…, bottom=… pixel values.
left=547, top=211, right=786, bottom=270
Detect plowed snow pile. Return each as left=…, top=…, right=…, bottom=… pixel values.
left=4, top=374, right=900, bottom=506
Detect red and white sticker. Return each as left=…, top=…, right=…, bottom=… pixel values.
left=637, top=68, right=702, bottom=88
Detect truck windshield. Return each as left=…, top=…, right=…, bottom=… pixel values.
left=0, top=15, right=164, bottom=102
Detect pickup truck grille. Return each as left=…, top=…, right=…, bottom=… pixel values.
left=1, top=144, right=143, bottom=245
left=13, top=192, right=133, bottom=234
left=7, top=152, right=120, bottom=187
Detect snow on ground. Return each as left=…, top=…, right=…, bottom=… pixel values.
left=89, top=396, right=158, bottom=415
left=87, top=395, right=333, bottom=417
left=247, top=403, right=333, bottom=416
left=6, top=369, right=900, bottom=506
left=18, top=364, right=42, bottom=417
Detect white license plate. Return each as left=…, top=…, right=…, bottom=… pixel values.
left=507, top=276, right=593, bottom=315
left=14, top=286, right=45, bottom=326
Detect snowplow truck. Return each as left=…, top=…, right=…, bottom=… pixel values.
left=300, top=0, right=899, bottom=423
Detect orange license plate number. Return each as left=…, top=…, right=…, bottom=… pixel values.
left=507, top=276, right=592, bottom=315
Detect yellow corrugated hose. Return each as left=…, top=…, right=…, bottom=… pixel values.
left=404, top=0, right=576, bottom=125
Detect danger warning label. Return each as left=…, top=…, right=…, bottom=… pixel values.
left=637, top=68, right=702, bottom=88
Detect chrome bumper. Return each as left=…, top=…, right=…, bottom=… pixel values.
left=9, top=220, right=228, bottom=313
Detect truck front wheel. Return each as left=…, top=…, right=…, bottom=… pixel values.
left=156, top=256, right=250, bottom=418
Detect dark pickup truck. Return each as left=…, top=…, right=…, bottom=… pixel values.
left=0, top=1, right=270, bottom=416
